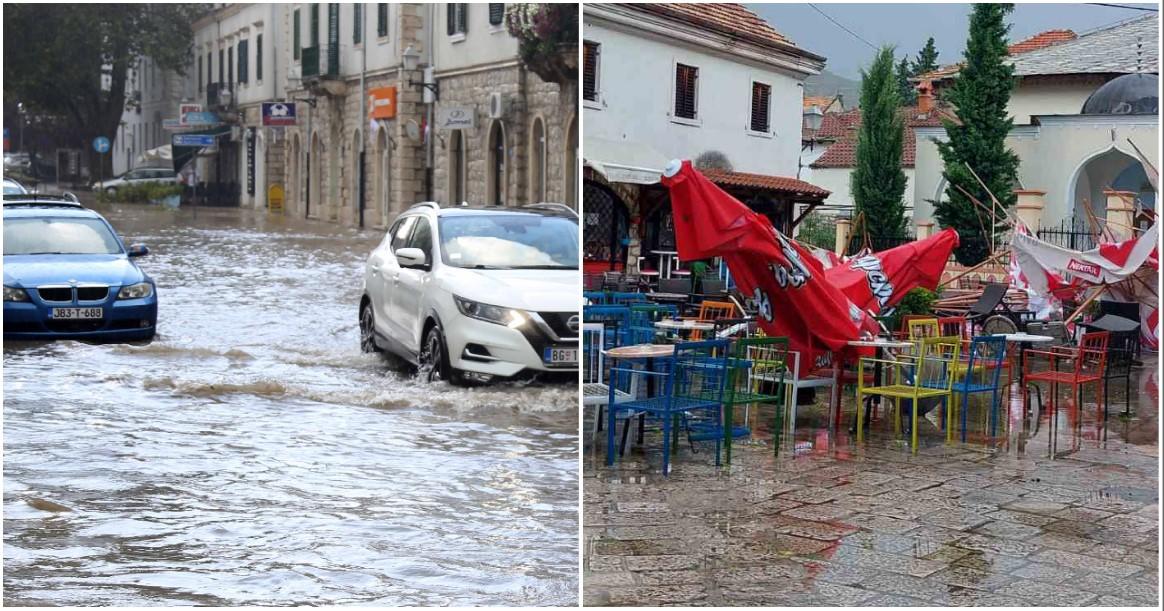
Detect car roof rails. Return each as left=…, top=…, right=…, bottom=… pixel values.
left=2, top=193, right=85, bottom=208
left=407, top=201, right=440, bottom=212
left=523, top=202, right=578, bottom=218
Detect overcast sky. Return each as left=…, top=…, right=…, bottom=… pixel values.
left=747, top=3, right=1158, bottom=79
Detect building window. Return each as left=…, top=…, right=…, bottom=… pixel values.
left=293, top=9, right=301, bottom=59
left=353, top=3, right=362, bottom=43
left=447, top=4, right=467, bottom=37
left=582, top=41, right=600, bottom=102
left=750, top=81, right=771, bottom=133
left=257, top=34, right=263, bottom=81
left=218, top=49, right=224, bottom=84
left=198, top=55, right=203, bottom=93
left=377, top=4, right=388, bottom=37
left=450, top=130, right=466, bottom=204
left=530, top=117, right=546, bottom=202
left=489, top=4, right=504, bottom=26
left=311, top=3, right=320, bottom=46
left=488, top=121, right=506, bottom=205
left=238, top=40, right=248, bottom=84
left=207, top=51, right=213, bottom=89
left=228, top=46, right=234, bottom=84
left=674, top=63, right=698, bottom=120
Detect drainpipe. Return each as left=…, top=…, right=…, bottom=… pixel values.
left=358, top=3, right=367, bottom=228
left=425, top=4, right=434, bottom=201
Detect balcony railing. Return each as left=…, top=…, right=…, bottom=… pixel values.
left=301, top=44, right=340, bottom=80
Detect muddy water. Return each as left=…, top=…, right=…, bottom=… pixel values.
left=3, top=204, right=578, bottom=606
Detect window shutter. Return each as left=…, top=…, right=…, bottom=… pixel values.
left=207, top=52, right=213, bottom=88
left=489, top=4, right=504, bottom=26
left=311, top=3, right=319, bottom=45
left=198, top=56, right=203, bottom=93
left=582, top=41, right=599, bottom=101
left=750, top=82, right=770, bottom=132
left=458, top=4, right=467, bottom=33
left=674, top=63, right=698, bottom=119
left=353, top=3, right=361, bottom=43
left=218, top=49, right=224, bottom=84
left=377, top=4, right=388, bottom=37
left=238, top=40, right=248, bottom=84
left=257, top=34, right=263, bottom=81
left=293, top=10, right=301, bottom=59
left=447, top=4, right=455, bottom=35
left=228, top=46, right=234, bottom=84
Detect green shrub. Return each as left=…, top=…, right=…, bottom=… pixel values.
left=96, top=181, right=182, bottom=204
left=886, top=287, right=938, bottom=332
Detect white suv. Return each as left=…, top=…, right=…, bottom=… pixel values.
left=360, top=202, right=580, bottom=383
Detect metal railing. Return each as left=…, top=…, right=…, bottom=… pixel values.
left=300, top=44, right=340, bottom=79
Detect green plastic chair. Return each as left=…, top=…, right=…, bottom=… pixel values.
left=721, top=336, right=789, bottom=464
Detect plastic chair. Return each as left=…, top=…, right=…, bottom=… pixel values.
left=583, top=323, right=633, bottom=450
left=1024, top=331, right=1109, bottom=422
left=939, top=316, right=969, bottom=341
left=857, top=336, right=961, bottom=452
left=721, top=337, right=788, bottom=463
left=606, top=339, right=730, bottom=476
left=907, top=318, right=941, bottom=341
left=683, top=300, right=737, bottom=340
left=628, top=303, right=678, bottom=344
left=583, top=305, right=631, bottom=347
left=583, top=290, right=609, bottom=305
left=609, top=291, right=649, bottom=305
left=947, top=335, right=1008, bottom=442
left=1102, top=331, right=1137, bottom=416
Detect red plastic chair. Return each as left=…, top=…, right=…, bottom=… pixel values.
left=1023, top=331, right=1109, bottom=420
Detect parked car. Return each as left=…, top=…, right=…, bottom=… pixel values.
left=360, top=202, right=579, bottom=384
left=4, top=152, right=32, bottom=173
left=3, top=177, right=28, bottom=194
left=3, top=195, right=157, bottom=341
left=91, top=167, right=178, bottom=194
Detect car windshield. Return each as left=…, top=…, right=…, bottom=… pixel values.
left=438, top=214, right=578, bottom=269
left=3, top=216, right=123, bottom=255
left=4, top=184, right=25, bottom=194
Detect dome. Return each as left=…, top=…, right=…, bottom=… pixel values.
left=1081, top=73, right=1159, bottom=115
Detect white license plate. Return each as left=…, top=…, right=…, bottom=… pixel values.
left=51, top=307, right=104, bottom=320
left=544, top=347, right=578, bottom=365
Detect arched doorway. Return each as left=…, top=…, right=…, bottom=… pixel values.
left=583, top=180, right=630, bottom=271
left=528, top=116, right=546, bottom=203
left=309, top=132, right=322, bottom=219
left=376, top=126, right=392, bottom=227
left=288, top=132, right=301, bottom=216
left=449, top=130, right=466, bottom=204
left=255, top=130, right=267, bottom=210
left=1072, top=146, right=1153, bottom=220
left=565, top=116, right=577, bottom=208
left=328, top=127, right=341, bottom=221
left=487, top=119, right=507, bottom=205
left=351, top=128, right=362, bottom=225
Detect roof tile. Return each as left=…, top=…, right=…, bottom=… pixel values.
left=809, top=105, right=958, bottom=169
left=701, top=168, right=830, bottom=198
left=635, top=3, right=794, bottom=48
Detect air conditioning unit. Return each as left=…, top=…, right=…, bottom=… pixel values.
left=488, top=92, right=505, bottom=119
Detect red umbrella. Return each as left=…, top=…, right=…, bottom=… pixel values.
left=824, top=228, right=960, bottom=316
left=662, top=160, right=879, bottom=362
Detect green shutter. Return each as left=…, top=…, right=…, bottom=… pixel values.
left=446, top=4, right=455, bottom=35
left=257, top=34, right=263, bottom=81
left=377, top=3, right=387, bottom=37
left=353, top=3, right=361, bottom=43
left=238, top=39, right=248, bottom=84
left=311, top=4, right=319, bottom=45
left=293, top=10, right=300, bottom=59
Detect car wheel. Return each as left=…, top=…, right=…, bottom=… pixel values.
left=359, top=301, right=382, bottom=353
left=419, top=324, right=463, bottom=384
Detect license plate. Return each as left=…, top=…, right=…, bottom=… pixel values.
left=544, top=347, right=578, bottom=365
left=51, top=307, right=103, bottom=320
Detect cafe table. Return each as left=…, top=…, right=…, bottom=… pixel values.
left=655, top=319, right=714, bottom=341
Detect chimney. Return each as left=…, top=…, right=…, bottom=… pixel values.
left=917, top=80, right=934, bottom=114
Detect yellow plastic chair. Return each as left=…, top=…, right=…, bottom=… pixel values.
left=857, top=335, right=961, bottom=452
left=907, top=318, right=940, bottom=341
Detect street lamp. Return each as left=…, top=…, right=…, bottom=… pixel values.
left=403, top=45, right=439, bottom=101
left=803, top=105, right=824, bottom=132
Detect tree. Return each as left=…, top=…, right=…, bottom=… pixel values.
left=913, top=37, right=940, bottom=76
left=934, top=4, right=1021, bottom=264
left=3, top=4, right=203, bottom=178
left=795, top=211, right=837, bottom=251
left=895, top=55, right=917, bottom=106
left=851, top=46, right=909, bottom=240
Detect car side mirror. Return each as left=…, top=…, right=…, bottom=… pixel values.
left=395, top=247, right=427, bottom=269
left=127, top=244, right=149, bottom=258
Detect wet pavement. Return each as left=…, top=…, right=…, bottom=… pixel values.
left=4, top=203, right=578, bottom=606
left=583, top=360, right=1159, bottom=606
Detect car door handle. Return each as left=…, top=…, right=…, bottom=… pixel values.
left=370, top=264, right=380, bottom=275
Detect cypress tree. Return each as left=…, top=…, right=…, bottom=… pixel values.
left=913, top=37, right=940, bottom=75
left=851, top=46, right=908, bottom=240
left=934, top=4, right=1020, bottom=264
left=896, top=55, right=916, bottom=106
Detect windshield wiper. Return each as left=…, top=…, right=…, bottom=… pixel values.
left=510, top=264, right=577, bottom=270
left=467, top=264, right=511, bottom=270
left=25, top=251, right=67, bottom=255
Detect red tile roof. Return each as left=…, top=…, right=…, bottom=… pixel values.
left=636, top=3, right=794, bottom=48
left=916, top=29, right=1077, bottom=82
left=805, top=107, right=862, bottom=140
left=701, top=168, right=830, bottom=199
left=809, top=105, right=958, bottom=169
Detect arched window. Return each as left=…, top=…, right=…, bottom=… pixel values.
left=529, top=117, right=546, bottom=203
left=376, top=127, right=392, bottom=227
left=565, top=116, right=577, bottom=208
left=352, top=128, right=362, bottom=224
left=487, top=120, right=507, bottom=205
left=449, top=130, right=465, bottom=204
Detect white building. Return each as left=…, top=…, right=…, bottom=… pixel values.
left=581, top=2, right=829, bottom=273
left=112, top=56, right=193, bottom=176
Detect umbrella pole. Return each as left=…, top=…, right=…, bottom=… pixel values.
left=938, top=250, right=1011, bottom=289
left=1065, top=287, right=1105, bottom=325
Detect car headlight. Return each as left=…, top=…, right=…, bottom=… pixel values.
left=4, top=286, right=29, bottom=302
left=453, top=295, right=528, bottom=328
left=117, top=282, right=154, bottom=300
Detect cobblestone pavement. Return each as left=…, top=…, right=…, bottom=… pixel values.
left=583, top=359, right=1159, bottom=606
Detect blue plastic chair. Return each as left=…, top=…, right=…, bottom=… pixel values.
left=950, top=335, right=1009, bottom=441
left=584, top=305, right=631, bottom=347
left=609, top=291, right=649, bottom=305
left=583, top=290, right=609, bottom=305
left=607, top=339, right=731, bottom=476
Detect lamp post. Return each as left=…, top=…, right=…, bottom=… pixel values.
left=797, top=105, right=825, bottom=180
left=403, top=45, right=437, bottom=201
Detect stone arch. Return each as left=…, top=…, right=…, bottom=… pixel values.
left=448, top=129, right=466, bottom=205
left=351, top=127, right=363, bottom=225
left=486, top=119, right=508, bottom=206
left=288, top=131, right=301, bottom=216
left=1068, top=143, right=1152, bottom=221
left=564, top=113, right=577, bottom=208
left=309, top=131, right=323, bottom=219
left=375, top=124, right=392, bottom=228
left=527, top=114, right=547, bottom=203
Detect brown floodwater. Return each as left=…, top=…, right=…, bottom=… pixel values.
left=3, top=203, right=578, bottom=606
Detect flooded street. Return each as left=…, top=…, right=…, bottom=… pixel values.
left=4, top=203, right=579, bottom=606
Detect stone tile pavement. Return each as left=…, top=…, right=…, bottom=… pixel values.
left=583, top=359, right=1159, bottom=606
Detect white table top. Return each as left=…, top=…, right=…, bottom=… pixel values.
left=655, top=320, right=715, bottom=331
left=847, top=338, right=915, bottom=348
left=604, top=344, right=676, bottom=359
left=647, top=292, right=689, bottom=300
left=993, top=333, right=1055, bottom=343
left=650, top=250, right=678, bottom=255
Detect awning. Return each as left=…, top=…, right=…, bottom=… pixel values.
left=171, top=125, right=232, bottom=173
left=136, top=144, right=172, bottom=166
left=583, top=137, right=668, bottom=185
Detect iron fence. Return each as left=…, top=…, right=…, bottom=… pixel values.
left=1036, top=218, right=1099, bottom=251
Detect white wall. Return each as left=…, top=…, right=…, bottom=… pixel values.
left=1007, top=76, right=1107, bottom=125
left=810, top=166, right=916, bottom=219
left=433, top=3, right=518, bottom=72
left=192, top=3, right=288, bottom=107
left=583, top=6, right=819, bottom=178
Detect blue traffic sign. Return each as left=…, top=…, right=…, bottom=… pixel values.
left=172, top=134, right=216, bottom=147
left=182, top=112, right=220, bottom=126
left=93, top=136, right=111, bottom=154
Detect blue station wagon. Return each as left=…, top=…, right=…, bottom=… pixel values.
left=3, top=196, right=158, bottom=341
